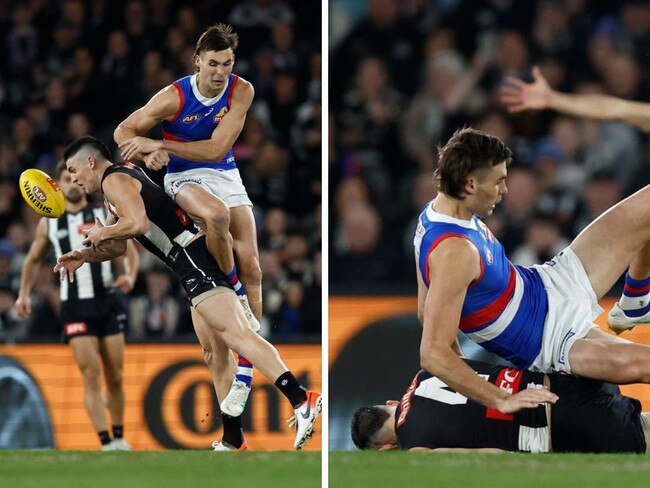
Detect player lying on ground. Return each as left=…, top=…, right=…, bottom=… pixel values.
left=352, top=358, right=650, bottom=453
left=54, top=136, right=321, bottom=450
left=414, top=127, right=650, bottom=416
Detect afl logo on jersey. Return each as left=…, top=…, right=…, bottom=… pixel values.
left=484, top=246, right=494, bottom=265
left=32, top=186, right=47, bottom=202
left=213, top=107, right=229, bottom=123
left=181, top=113, right=202, bottom=124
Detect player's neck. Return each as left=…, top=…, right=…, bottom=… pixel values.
left=432, top=194, right=473, bottom=221
left=195, top=76, right=219, bottom=99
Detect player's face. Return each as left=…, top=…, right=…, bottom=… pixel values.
left=472, top=162, right=508, bottom=217
left=65, top=158, right=97, bottom=194
left=196, top=48, right=234, bottom=94
left=57, top=169, right=84, bottom=204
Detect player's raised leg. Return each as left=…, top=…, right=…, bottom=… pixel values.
left=608, top=243, right=650, bottom=333
left=70, top=336, right=112, bottom=449
left=230, top=205, right=263, bottom=321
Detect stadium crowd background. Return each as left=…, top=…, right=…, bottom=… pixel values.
left=330, top=0, right=650, bottom=294
left=0, top=0, right=321, bottom=344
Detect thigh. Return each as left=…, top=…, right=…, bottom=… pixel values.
left=194, top=291, right=249, bottom=334
left=69, top=335, right=101, bottom=372
left=229, top=205, right=259, bottom=261
left=191, top=307, right=229, bottom=356
left=570, top=186, right=650, bottom=299
left=175, top=183, right=228, bottom=224
left=99, top=333, right=125, bottom=378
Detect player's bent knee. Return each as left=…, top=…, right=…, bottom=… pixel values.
left=205, top=205, right=231, bottom=232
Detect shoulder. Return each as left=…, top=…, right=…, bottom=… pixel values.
left=232, top=76, right=254, bottom=105
left=427, top=237, right=481, bottom=283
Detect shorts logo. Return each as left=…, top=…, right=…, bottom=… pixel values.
left=32, top=186, right=47, bottom=202
left=558, top=331, right=576, bottom=365
left=65, top=322, right=88, bottom=336
left=182, top=113, right=202, bottom=123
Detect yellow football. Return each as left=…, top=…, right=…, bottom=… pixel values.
left=19, top=169, right=66, bottom=218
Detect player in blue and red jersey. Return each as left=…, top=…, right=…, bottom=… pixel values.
left=414, top=127, right=650, bottom=415
left=113, top=23, right=260, bottom=449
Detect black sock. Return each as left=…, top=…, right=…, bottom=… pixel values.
left=112, top=425, right=123, bottom=439
left=98, top=430, right=112, bottom=445
left=221, top=414, right=243, bottom=448
left=274, top=371, right=308, bottom=408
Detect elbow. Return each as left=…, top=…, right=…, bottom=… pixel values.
left=419, top=341, right=447, bottom=374
left=133, top=219, right=149, bottom=236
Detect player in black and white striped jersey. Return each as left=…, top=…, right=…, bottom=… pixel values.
left=15, top=160, right=139, bottom=451
left=55, top=136, right=322, bottom=450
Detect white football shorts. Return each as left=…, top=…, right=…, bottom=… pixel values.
left=164, top=167, right=253, bottom=208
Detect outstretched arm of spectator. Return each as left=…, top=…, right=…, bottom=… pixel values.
left=15, top=218, right=51, bottom=318
left=500, top=66, right=650, bottom=132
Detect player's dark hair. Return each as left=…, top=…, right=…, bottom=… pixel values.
left=195, top=23, right=239, bottom=57
left=64, top=136, right=112, bottom=163
left=351, top=406, right=391, bottom=449
left=434, top=127, right=513, bottom=199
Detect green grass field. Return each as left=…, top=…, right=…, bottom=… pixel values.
left=0, top=451, right=321, bottom=488
left=330, top=451, right=650, bottom=487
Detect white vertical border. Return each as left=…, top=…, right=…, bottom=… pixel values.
left=321, top=0, right=329, bottom=485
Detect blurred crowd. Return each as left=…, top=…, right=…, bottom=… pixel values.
left=0, top=0, right=321, bottom=343
left=330, top=0, right=650, bottom=293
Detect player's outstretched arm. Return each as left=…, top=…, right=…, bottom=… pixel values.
left=156, top=79, right=254, bottom=163
left=15, top=218, right=51, bottom=318
left=500, top=66, right=650, bottom=132
left=420, top=238, right=557, bottom=413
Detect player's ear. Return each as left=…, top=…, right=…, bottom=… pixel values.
left=385, top=400, right=399, bottom=407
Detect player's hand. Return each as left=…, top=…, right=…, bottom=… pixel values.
left=495, top=386, right=558, bottom=414
left=119, top=136, right=163, bottom=161
left=112, top=274, right=135, bottom=294
left=53, top=250, right=85, bottom=283
left=14, top=295, right=32, bottom=318
left=82, top=218, right=107, bottom=252
left=499, top=66, right=552, bottom=113
left=143, top=149, right=170, bottom=171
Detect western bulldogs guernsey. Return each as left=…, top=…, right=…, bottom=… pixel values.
left=395, top=360, right=548, bottom=452
left=414, top=202, right=549, bottom=368
left=162, top=73, right=239, bottom=174
left=48, top=204, right=113, bottom=301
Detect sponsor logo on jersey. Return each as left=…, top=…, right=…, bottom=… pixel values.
left=181, top=113, right=202, bottom=123
left=485, top=368, right=524, bottom=421
left=32, top=186, right=47, bottom=202
left=204, top=107, right=214, bottom=117
left=124, top=161, right=138, bottom=170
left=65, top=322, right=88, bottom=336
left=213, top=107, right=229, bottom=123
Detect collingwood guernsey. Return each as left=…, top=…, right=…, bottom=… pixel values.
left=48, top=205, right=114, bottom=301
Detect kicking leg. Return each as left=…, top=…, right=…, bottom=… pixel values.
left=70, top=336, right=111, bottom=448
